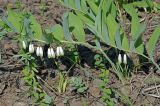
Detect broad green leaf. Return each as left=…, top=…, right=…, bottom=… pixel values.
left=80, top=0, right=88, bottom=13
left=131, top=1, right=150, bottom=8
left=110, top=2, right=117, bottom=19
left=147, top=26, right=160, bottom=58
left=62, top=13, right=73, bottom=41
left=7, top=10, right=23, bottom=33
left=95, top=9, right=102, bottom=39
left=102, top=0, right=112, bottom=15
left=124, top=4, right=145, bottom=53
left=68, top=12, right=85, bottom=42
left=106, top=14, right=118, bottom=46
left=50, top=24, right=64, bottom=41
left=76, top=11, right=94, bottom=26
left=87, top=0, right=99, bottom=15
left=134, top=37, right=144, bottom=54
left=2, top=16, right=18, bottom=32
left=121, top=33, right=129, bottom=51
left=29, top=14, right=44, bottom=42
left=115, top=26, right=122, bottom=50
left=75, top=0, right=81, bottom=10
left=101, top=14, right=110, bottom=45
left=123, top=4, right=140, bottom=40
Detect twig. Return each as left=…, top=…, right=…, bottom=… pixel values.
left=36, top=75, right=58, bottom=96
left=141, top=84, right=160, bottom=98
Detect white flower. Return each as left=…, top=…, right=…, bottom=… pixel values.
left=56, top=47, right=60, bottom=57
left=56, top=46, right=64, bottom=57
left=22, top=41, right=27, bottom=49
left=36, top=47, right=40, bottom=56
left=39, top=47, right=43, bottom=57
left=29, top=43, right=34, bottom=53
left=59, top=46, right=64, bottom=56
left=48, top=48, right=51, bottom=58
left=118, top=54, right=122, bottom=64
left=50, top=48, right=55, bottom=58
left=123, top=54, right=127, bottom=64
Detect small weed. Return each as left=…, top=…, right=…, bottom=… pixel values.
left=70, top=77, right=88, bottom=94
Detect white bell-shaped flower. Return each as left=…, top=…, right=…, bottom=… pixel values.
left=39, top=47, right=43, bottom=57
left=59, top=46, right=64, bottom=56
left=36, top=47, right=40, bottom=56
left=22, top=41, right=27, bottom=49
left=50, top=48, right=55, bottom=58
left=48, top=48, right=51, bottom=58
left=123, top=54, right=127, bottom=64
left=56, top=47, right=60, bottom=57
left=29, top=43, right=34, bottom=53
left=118, top=54, right=122, bottom=64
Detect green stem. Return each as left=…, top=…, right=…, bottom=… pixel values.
left=61, top=40, right=160, bottom=72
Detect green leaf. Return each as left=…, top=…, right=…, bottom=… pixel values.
left=2, top=16, right=18, bottom=32
left=121, top=33, right=129, bottom=51
left=29, top=14, right=44, bottom=42
left=62, top=13, right=73, bottom=41
left=115, top=26, right=122, bottom=50
left=131, top=1, right=150, bottom=8
left=49, top=24, right=64, bottom=41
left=44, top=95, right=52, bottom=104
left=7, top=10, right=23, bottom=33
left=102, top=0, right=112, bottom=15
left=75, top=11, right=94, bottom=26
left=147, top=26, right=160, bottom=58
left=106, top=14, right=118, bottom=46
left=68, top=12, right=85, bottom=42
left=87, top=0, right=99, bottom=15
left=123, top=4, right=145, bottom=53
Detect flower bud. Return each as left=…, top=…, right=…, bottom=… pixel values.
left=59, top=47, right=64, bottom=56
left=22, top=41, right=27, bottom=49
left=50, top=48, right=55, bottom=58
left=29, top=43, right=34, bottom=53
left=56, top=47, right=60, bottom=57
left=48, top=48, right=51, bottom=58
left=39, top=47, right=43, bottom=57
left=123, top=54, right=127, bottom=64
left=36, top=47, right=40, bottom=56
left=118, top=54, right=122, bottom=64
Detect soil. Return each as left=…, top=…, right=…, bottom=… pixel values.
left=0, top=0, right=160, bottom=106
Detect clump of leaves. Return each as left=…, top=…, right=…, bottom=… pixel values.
left=70, top=77, right=88, bottom=93
left=99, top=69, right=114, bottom=106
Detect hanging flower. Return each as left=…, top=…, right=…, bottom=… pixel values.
left=29, top=43, right=34, bottom=53
left=48, top=48, right=51, bottom=58
left=39, top=47, right=43, bottom=57
left=59, top=46, right=64, bottom=56
left=118, top=54, right=122, bottom=64
left=56, top=47, right=60, bottom=57
left=36, top=47, right=40, bottom=56
left=22, top=41, right=27, bottom=49
left=56, top=46, right=64, bottom=57
left=50, top=48, right=55, bottom=58
left=123, top=54, right=127, bottom=64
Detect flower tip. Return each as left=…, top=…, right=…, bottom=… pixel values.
left=118, top=54, right=122, bottom=64
left=22, top=41, right=27, bottom=49
left=29, top=44, right=34, bottom=53
left=123, top=54, right=127, bottom=64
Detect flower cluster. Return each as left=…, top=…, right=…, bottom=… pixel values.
left=118, top=54, right=127, bottom=64
left=22, top=41, right=64, bottom=58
